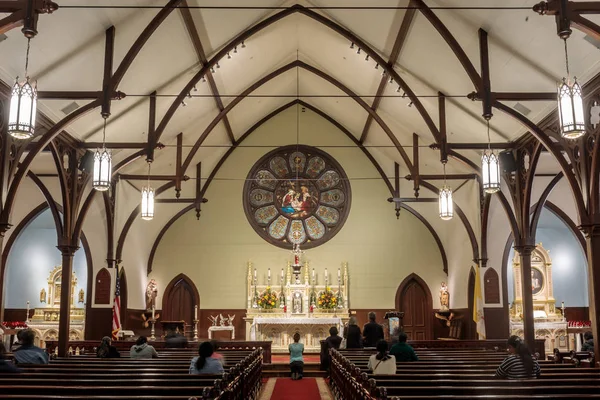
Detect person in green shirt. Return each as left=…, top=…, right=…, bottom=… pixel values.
left=389, top=332, right=418, bottom=362
left=289, top=332, right=304, bottom=380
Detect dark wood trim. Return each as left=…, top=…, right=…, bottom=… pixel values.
left=101, top=26, right=115, bottom=118
left=102, top=191, right=114, bottom=266
left=161, top=273, right=200, bottom=319
left=480, top=194, right=491, bottom=266
left=529, top=173, right=564, bottom=236
left=479, top=28, right=492, bottom=119
left=406, top=174, right=477, bottom=181
left=395, top=272, right=434, bottom=340
left=26, top=172, right=63, bottom=237
left=545, top=201, right=586, bottom=253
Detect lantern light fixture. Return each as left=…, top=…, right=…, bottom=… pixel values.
left=558, top=38, right=585, bottom=139
left=439, top=163, right=453, bottom=221
left=482, top=120, right=501, bottom=194
left=8, top=38, right=37, bottom=140
left=141, top=162, right=155, bottom=221
left=92, top=118, right=112, bottom=191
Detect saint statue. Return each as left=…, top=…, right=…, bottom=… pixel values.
left=145, top=279, right=158, bottom=311
left=292, top=292, right=302, bottom=314
left=440, top=282, right=450, bottom=311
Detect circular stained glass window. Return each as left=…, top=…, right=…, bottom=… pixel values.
left=243, top=145, right=351, bottom=249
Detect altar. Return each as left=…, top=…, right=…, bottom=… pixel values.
left=509, top=244, right=567, bottom=355
left=244, top=249, right=350, bottom=352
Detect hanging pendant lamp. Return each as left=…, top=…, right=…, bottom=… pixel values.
left=482, top=120, right=501, bottom=194
left=558, top=38, right=585, bottom=139
left=141, top=163, right=155, bottom=221
left=8, top=38, right=37, bottom=140
left=439, top=163, right=453, bottom=221
left=93, top=119, right=112, bottom=191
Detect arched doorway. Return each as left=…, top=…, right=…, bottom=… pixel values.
left=395, top=274, right=433, bottom=340
left=162, top=274, right=199, bottom=335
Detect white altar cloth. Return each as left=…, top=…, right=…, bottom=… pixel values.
left=250, top=317, right=342, bottom=341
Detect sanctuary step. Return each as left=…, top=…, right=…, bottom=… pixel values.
left=263, top=363, right=326, bottom=378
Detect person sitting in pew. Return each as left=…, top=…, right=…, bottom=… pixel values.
left=189, top=341, right=224, bottom=375
left=13, top=329, right=48, bottom=365
left=96, top=336, right=120, bottom=358
left=0, top=343, right=21, bottom=373
left=389, top=331, right=418, bottom=362
left=495, top=335, right=540, bottom=379
left=344, top=317, right=363, bottom=349
left=581, top=331, right=594, bottom=352
left=368, top=340, right=396, bottom=375
left=210, top=340, right=225, bottom=366
left=130, top=336, right=158, bottom=359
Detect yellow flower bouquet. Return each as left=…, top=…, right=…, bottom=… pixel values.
left=258, top=287, right=279, bottom=309
left=318, top=287, right=338, bottom=309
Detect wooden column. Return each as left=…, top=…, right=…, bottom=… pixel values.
left=515, top=243, right=536, bottom=348
left=57, top=244, right=78, bottom=357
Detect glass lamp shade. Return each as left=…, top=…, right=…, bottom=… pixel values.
left=92, top=148, right=112, bottom=191
left=558, top=77, right=585, bottom=139
left=8, top=77, right=37, bottom=139
left=141, top=186, right=155, bottom=221
left=439, top=185, right=453, bottom=221
left=482, top=150, right=501, bottom=194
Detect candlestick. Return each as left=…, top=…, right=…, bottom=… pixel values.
left=152, top=305, right=155, bottom=320
left=150, top=320, right=156, bottom=340
left=194, top=305, right=198, bottom=320
left=26, top=301, right=30, bottom=322
left=193, top=319, right=199, bottom=341
left=281, top=268, right=284, bottom=281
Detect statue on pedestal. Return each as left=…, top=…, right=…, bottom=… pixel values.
left=145, top=280, right=158, bottom=311
left=440, top=282, right=450, bottom=311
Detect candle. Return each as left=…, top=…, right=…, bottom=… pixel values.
left=194, top=305, right=198, bottom=320
left=562, top=301, right=565, bottom=308
left=281, top=268, right=284, bottom=278
left=312, top=268, right=315, bottom=278
left=338, top=268, right=341, bottom=278
left=152, top=305, right=155, bottom=320
left=268, top=268, right=271, bottom=278
left=325, top=268, right=328, bottom=280
left=254, top=268, right=257, bottom=278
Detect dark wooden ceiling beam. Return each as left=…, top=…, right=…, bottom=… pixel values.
left=359, top=1, right=416, bottom=144
left=534, top=0, right=600, bottom=41
left=431, top=142, right=513, bottom=150
left=406, top=174, right=478, bottom=180
left=180, top=1, right=236, bottom=144
left=468, top=91, right=556, bottom=102
left=0, top=0, right=57, bottom=36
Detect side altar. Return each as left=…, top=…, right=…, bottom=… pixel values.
left=244, top=247, right=349, bottom=352
left=510, top=244, right=567, bottom=354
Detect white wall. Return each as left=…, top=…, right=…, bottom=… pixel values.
left=148, top=106, right=449, bottom=310
left=4, top=209, right=88, bottom=309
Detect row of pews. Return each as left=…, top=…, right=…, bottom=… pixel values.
left=0, top=348, right=263, bottom=399
left=329, top=347, right=600, bottom=399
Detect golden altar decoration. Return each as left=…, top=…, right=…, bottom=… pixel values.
left=244, top=260, right=349, bottom=352
left=510, top=244, right=567, bottom=354
left=28, top=265, right=85, bottom=348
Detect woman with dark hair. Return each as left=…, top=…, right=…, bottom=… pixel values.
left=581, top=331, right=594, bottom=352
left=368, top=340, right=396, bottom=375
left=189, top=341, right=224, bottom=375
left=130, top=336, right=158, bottom=359
left=344, top=317, right=363, bottom=349
left=322, top=326, right=343, bottom=373
left=495, top=335, right=540, bottom=379
left=289, top=332, right=304, bottom=380
left=96, top=336, right=120, bottom=358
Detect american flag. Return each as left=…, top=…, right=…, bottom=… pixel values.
left=112, top=266, right=122, bottom=340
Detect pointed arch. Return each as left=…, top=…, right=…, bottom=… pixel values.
left=162, top=273, right=200, bottom=329
left=484, top=268, right=500, bottom=304
left=395, top=273, right=433, bottom=340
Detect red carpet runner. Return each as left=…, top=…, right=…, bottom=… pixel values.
left=270, top=378, right=322, bottom=400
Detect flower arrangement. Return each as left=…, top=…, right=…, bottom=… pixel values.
left=2, top=321, right=28, bottom=329
left=318, top=287, right=338, bottom=309
left=258, top=287, right=278, bottom=309
left=568, top=320, right=591, bottom=328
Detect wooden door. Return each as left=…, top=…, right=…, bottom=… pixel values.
left=397, top=274, right=432, bottom=340
left=162, top=274, right=199, bottom=331
left=467, top=268, right=477, bottom=339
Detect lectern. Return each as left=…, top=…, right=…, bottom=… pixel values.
left=160, top=321, right=185, bottom=336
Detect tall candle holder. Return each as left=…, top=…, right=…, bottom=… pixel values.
left=193, top=319, right=199, bottom=341
left=150, top=319, right=156, bottom=340
left=25, top=301, right=30, bottom=323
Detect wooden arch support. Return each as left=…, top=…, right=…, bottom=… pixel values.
left=144, top=100, right=449, bottom=276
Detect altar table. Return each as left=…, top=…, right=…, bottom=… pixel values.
left=250, top=317, right=342, bottom=352
left=208, top=326, right=235, bottom=340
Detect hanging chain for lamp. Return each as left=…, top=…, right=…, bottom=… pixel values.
left=141, top=162, right=155, bottom=220
left=439, top=162, right=453, bottom=221
left=558, top=38, right=585, bottom=139
left=482, top=119, right=501, bottom=194
left=8, top=38, right=37, bottom=139
left=92, top=118, right=112, bottom=191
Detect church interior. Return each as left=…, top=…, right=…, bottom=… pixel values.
left=2, top=0, right=600, bottom=398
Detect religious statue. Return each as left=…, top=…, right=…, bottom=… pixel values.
left=145, top=280, right=158, bottom=311
left=440, top=282, right=450, bottom=311
left=292, top=292, right=302, bottom=314
left=78, top=289, right=85, bottom=303
left=40, top=288, right=46, bottom=303
left=227, top=314, right=236, bottom=326
left=208, top=315, right=219, bottom=326
left=219, top=314, right=227, bottom=326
